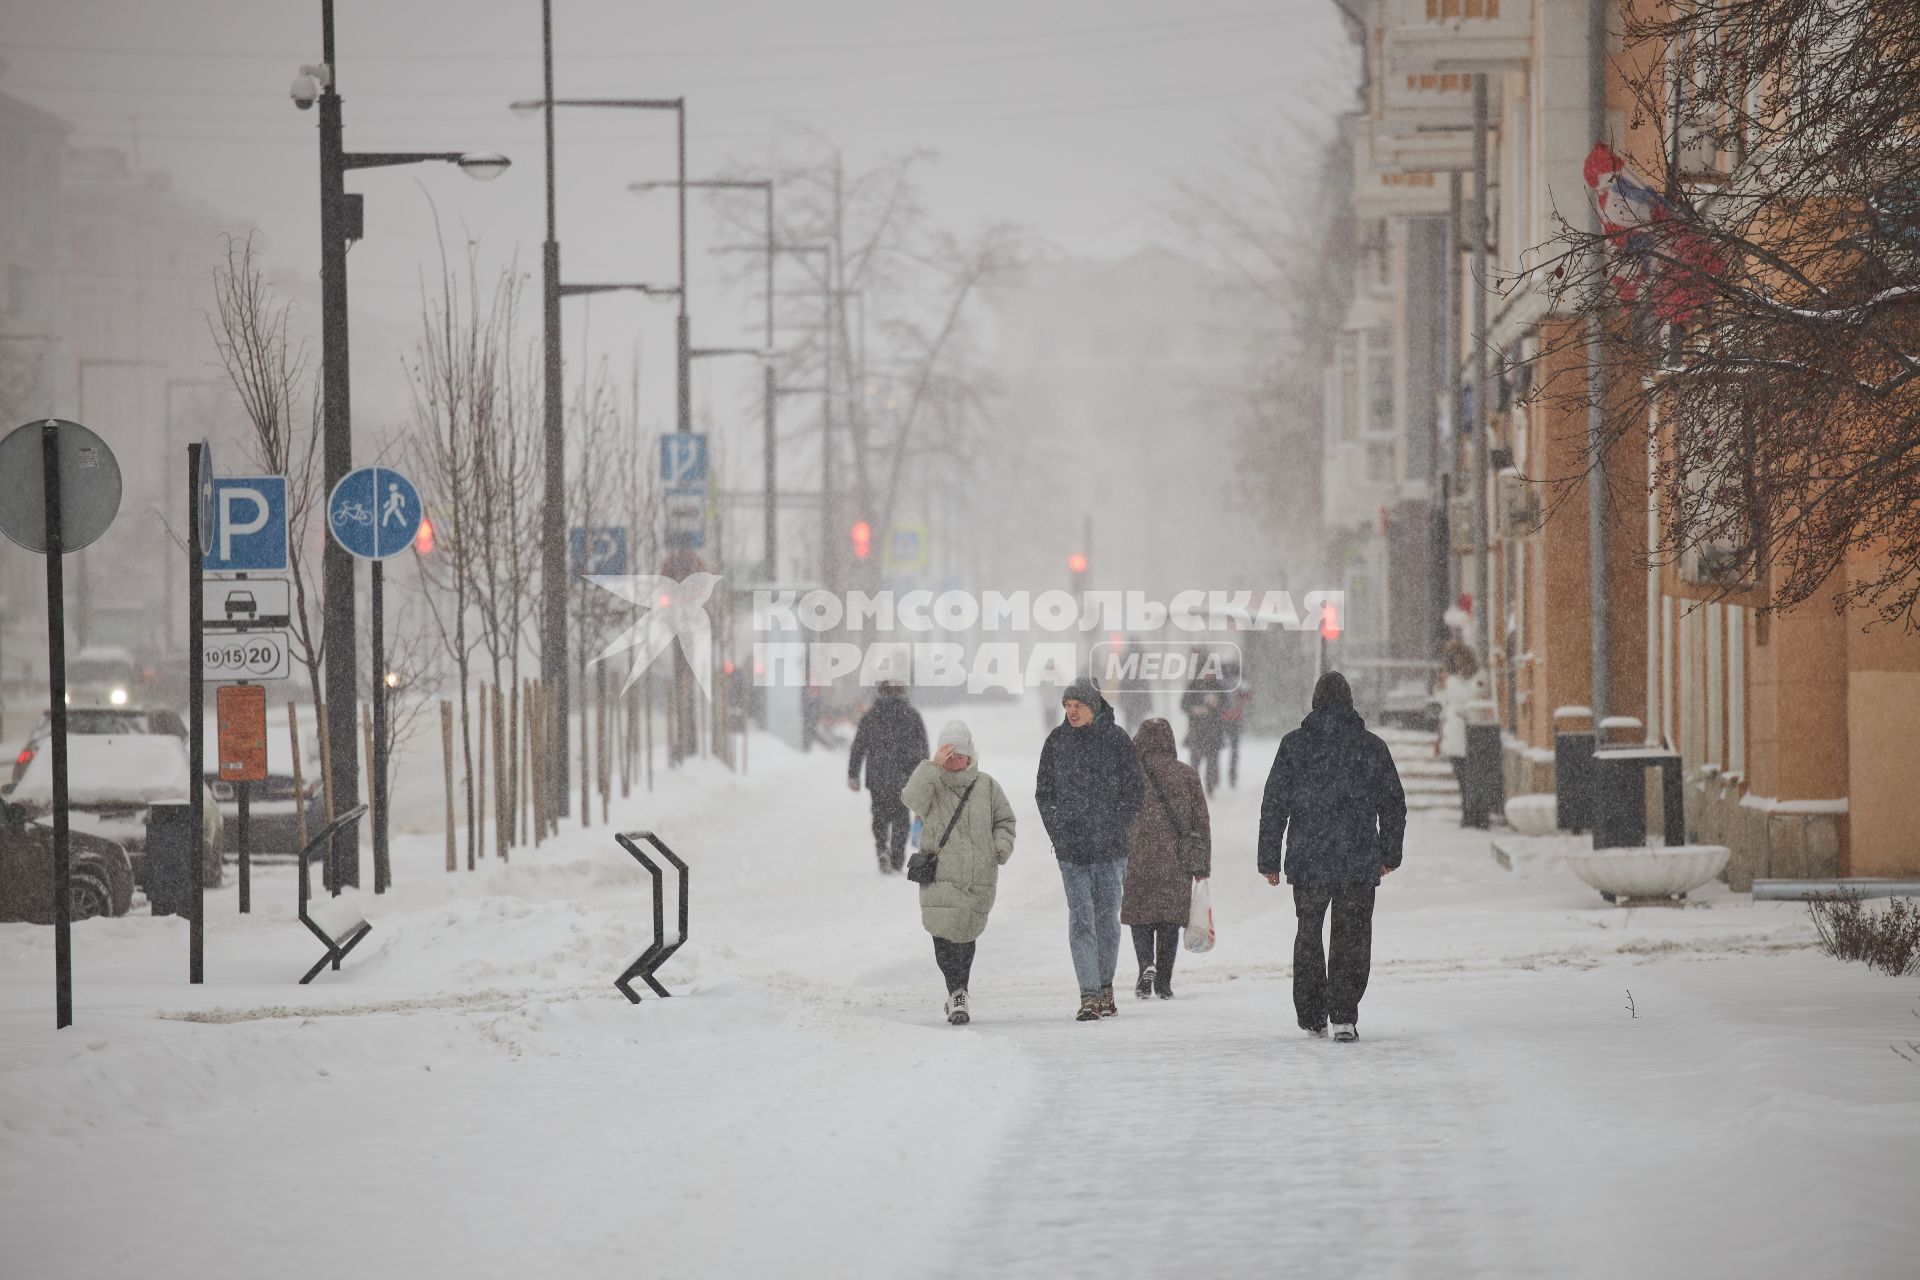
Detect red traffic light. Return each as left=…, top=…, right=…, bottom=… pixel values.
left=1319, top=601, right=1342, bottom=641
left=414, top=516, right=435, bottom=554
left=1067, top=552, right=1088, bottom=574
left=851, top=520, right=873, bottom=559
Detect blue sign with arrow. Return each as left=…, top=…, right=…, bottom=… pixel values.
left=328, top=465, right=423, bottom=560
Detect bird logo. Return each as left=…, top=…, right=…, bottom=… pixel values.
left=586, top=572, right=723, bottom=699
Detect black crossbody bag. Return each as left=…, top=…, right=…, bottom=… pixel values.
left=906, top=780, right=978, bottom=886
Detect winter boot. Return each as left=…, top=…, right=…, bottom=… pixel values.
left=1331, top=1023, right=1359, bottom=1042
left=1135, top=967, right=1156, bottom=1000
left=1304, top=1025, right=1328, bottom=1039
left=1154, top=979, right=1175, bottom=1000
left=877, top=851, right=894, bottom=874
left=1075, top=994, right=1102, bottom=1022
left=1098, top=986, right=1118, bottom=1017
left=945, top=989, right=970, bottom=1026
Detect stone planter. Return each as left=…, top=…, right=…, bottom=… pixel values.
left=1504, top=793, right=1558, bottom=837
left=1564, top=844, right=1731, bottom=903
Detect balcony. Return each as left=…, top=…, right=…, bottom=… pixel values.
left=1384, top=0, right=1534, bottom=77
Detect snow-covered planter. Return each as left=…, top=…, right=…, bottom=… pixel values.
left=1504, top=793, right=1558, bottom=837
left=1564, top=844, right=1731, bottom=902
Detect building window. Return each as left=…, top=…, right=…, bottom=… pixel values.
left=1364, top=328, right=1394, bottom=440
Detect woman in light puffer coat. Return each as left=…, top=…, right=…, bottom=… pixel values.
left=901, top=720, right=1016, bottom=1025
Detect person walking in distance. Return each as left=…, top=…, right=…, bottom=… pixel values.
left=1434, top=637, right=1486, bottom=828
left=1258, top=671, right=1407, bottom=1042
left=901, top=721, right=1016, bottom=1025
left=1181, top=667, right=1227, bottom=796
left=1037, top=677, right=1143, bottom=1021
left=1122, top=717, right=1210, bottom=999
left=848, top=680, right=929, bottom=873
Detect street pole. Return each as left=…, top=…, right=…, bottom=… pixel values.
left=1470, top=75, right=1492, bottom=685
left=676, top=103, right=691, bottom=440
left=41, top=423, right=72, bottom=1028
left=763, top=183, right=776, bottom=581
left=538, top=0, right=570, bottom=820
left=187, top=443, right=206, bottom=983
left=317, top=0, right=361, bottom=888
left=1586, top=0, right=1611, bottom=726
left=371, top=560, right=389, bottom=891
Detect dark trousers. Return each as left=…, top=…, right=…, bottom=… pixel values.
left=1292, top=882, right=1377, bottom=1029
left=1130, top=922, right=1180, bottom=989
left=1225, top=719, right=1243, bottom=786
left=932, top=936, right=976, bottom=994
left=870, top=786, right=909, bottom=869
left=1190, top=746, right=1220, bottom=795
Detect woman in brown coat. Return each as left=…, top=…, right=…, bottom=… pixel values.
left=1121, top=717, right=1212, bottom=998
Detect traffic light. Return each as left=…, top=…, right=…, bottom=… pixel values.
left=414, top=516, right=435, bottom=555
left=851, top=520, right=873, bottom=560
left=1068, top=551, right=1089, bottom=594
left=1319, top=600, right=1342, bottom=642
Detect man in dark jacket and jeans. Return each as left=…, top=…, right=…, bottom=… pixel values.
left=1258, top=671, right=1407, bottom=1042
left=1037, top=677, right=1143, bottom=1020
left=848, top=681, right=929, bottom=873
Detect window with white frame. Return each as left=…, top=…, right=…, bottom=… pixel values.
left=1727, top=605, right=1746, bottom=776
left=1705, top=603, right=1724, bottom=768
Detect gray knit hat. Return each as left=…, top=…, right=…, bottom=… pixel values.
left=1062, top=677, right=1104, bottom=710
left=936, top=720, right=977, bottom=761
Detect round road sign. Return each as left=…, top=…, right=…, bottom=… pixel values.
left=0, top=419, right=123, bottom=555
left=197, top=438, right=216, bottom=556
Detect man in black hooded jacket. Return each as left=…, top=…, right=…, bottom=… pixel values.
left=1258, top=670, right=1407, bottom=1041
left=848, top=681, right=929, bottom=873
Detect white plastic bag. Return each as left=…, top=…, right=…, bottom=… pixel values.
left=1184, top=879, right=1215, bottom=953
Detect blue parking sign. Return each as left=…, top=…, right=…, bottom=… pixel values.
left=329, top=466, right=423, bottom=560
left=205, top=476, right=290, bottom=573
left=570, top=525, right=629, bottom=575
left=660, top=433, right=708, bottom=489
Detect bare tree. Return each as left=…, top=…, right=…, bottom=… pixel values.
left=207, top=233, right=328, bottom=713
left=406, top=233, right=515, bottom=865
left=1174, top=121, right=1355, bottom=543
left=1519, top=0, right=1920, bottom=626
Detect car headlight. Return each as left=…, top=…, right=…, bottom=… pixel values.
left=109, top=687, right=129, bottom=706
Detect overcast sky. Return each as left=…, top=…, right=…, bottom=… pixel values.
left=1, top=0, right=1356, bottom=481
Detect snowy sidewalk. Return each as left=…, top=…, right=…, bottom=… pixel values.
left=3, top=700, right=1918, bottom=1278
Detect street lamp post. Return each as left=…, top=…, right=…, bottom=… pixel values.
left=516, top=11, right=686, bottom=817
left=634, top=178, right=776, bottom=577
left=301, top=0, right=507, bottom=889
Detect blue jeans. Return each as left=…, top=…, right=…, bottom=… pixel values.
left=1059, top=858, right=1128, bottom=996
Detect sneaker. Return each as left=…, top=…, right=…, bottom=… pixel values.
left=1098, top=986, right=1118, bottom=1017
left=1075, top=995, right=1102, bottom=1022
left=1331, top=1023, right=1359, bottom=1042
left=1304, top=1025, right=1327, bottom=1039
left=1135, top=967, right=1156, bottom=1000
left=946, top=990, right=970, bottom=1026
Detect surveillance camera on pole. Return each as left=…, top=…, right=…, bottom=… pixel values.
left=289, top=63, right=329, bottom=111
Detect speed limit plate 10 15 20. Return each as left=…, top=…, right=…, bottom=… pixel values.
left=203, top=629, right=291, bottom=682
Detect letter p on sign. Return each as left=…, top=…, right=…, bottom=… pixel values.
left=206, top=476, right=290, bottom=573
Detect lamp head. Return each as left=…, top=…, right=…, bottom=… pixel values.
left=457, top=152, right=511, bottom=181
left=509, top=99, right=544, bottom=119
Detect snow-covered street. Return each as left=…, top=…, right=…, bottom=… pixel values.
left=3, top=701, right=1916, bottom=1279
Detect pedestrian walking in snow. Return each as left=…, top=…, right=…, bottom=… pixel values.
left=1181, top=668, right=1227, bottom=795
left=848, top=680, right=929, bottom=873
left=1122, top=717, right=1211, bottom=999
left=1258, top=671, right=1407, bottom=1042
left=1036, top=677, right=1143, bottom=1021
left=1434, top=639, right=1487, bottom=828
left=901, top=721, right=1016, bottom=1025
left=1219, top=655, right=1251, bottom=788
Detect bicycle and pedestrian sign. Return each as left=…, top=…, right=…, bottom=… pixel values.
left=328, top=465, right=423, bottom=560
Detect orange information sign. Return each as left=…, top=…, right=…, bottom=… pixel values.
left=216, top=684, right=269, bottom=783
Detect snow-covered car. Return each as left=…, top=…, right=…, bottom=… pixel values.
left=66, top=645, right=140, bottom=708
left=0, top=797, right=136, bottom=923
left=10, top=734, right=224, bottom=889
left=202, top=708, right=324, bottom=859
left=9, top=705, right=188, bottom=787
